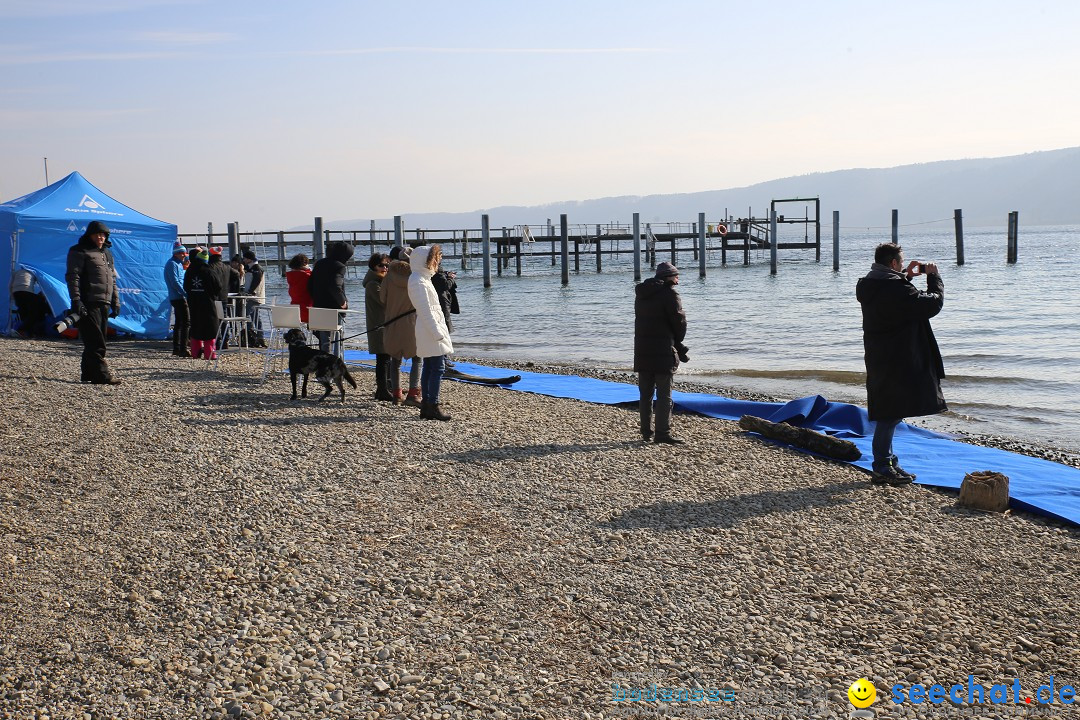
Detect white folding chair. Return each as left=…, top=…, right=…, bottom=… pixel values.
left=307, top=306, right=344, bottom=359
left=213, top=299, right=251, bottom=371
left=260, top=305, right=304, bottom=383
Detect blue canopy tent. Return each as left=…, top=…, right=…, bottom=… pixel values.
left=1, top=172, right=177, bottom=339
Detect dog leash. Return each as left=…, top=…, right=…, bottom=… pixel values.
left=296, top=308, right=417, bottom=347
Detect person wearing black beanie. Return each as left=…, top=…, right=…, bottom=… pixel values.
left=634, top=262, right=689, bottom=444
left=65, top=220, right=121, bottom=384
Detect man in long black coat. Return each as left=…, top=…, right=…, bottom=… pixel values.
left=856, top=242, right=946, bottom=485
left=634, top=262, right=688, bottom=444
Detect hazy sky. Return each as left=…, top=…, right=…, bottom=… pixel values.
left=2, top=0, right=1078, bottom=232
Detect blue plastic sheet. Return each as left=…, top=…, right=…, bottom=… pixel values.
left=373, top=356, right=1080, bottom=527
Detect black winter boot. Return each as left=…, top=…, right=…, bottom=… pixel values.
left=419, top=401, right=433, bottom=419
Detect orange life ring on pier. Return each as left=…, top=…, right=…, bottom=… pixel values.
left=715, top=223, right=728, bottom=236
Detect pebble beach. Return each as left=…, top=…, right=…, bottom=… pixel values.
left=1, top=337, right=1078, bottom=720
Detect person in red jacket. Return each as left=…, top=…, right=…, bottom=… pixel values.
left=285, top=254, right=313, bottom=322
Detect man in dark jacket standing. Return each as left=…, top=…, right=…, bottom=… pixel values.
left=65, top=220, right=121, bottom=384
left=634, top=262, right=688, bottom=444
left=308, top=241, right=354, bottom=353
left=856, top=242, right=946, bottom=485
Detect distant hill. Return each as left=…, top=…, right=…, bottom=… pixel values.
left=314, top=146, right=1080, bottom=232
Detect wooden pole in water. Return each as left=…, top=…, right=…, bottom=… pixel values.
left=770, top=210, right=778, bottom=275
left=496, top=228, right=504, bottom=277
left=891, top=209, right=898, bottom=244
left=227, top=223, right=238, bottom=258
left=595, top=224, right=602, bottom=273
left=548, top=218, right=556, bottom=266
left=698, top=212, right=707, bottom=278
left=954, top=209, right=965, bottom=266
left=461, top=230, right=468, bottom=271
left=482, top=214, right=492, bottom=288
left=814, top=198, right=821, bottom=262
left=560, top=214, right=569, bottom=286
left=276, top=231, right=286, bottom=276
left=393, top=216, right=403, bottom=249
left=832, top=210, right=840, bottom=272
left=632, top=212, right=642, bottom=281
left=1007, top=211, right=1019, bottom=263
left=313, top=217, right=325, bottom=259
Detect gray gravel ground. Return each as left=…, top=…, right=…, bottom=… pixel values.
left=2, top=337, right=1078, bottom=720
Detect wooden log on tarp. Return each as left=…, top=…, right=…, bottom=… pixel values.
left=958, top=471, right=1010, bottom=512
left=738, top=415, right=861, bottom=461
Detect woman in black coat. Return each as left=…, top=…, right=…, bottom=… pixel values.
left=184, top=250, right=223, bottom=359
left=308, top=241, right=354, bottom=353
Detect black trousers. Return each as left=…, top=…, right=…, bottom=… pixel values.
left=638, top=371, right=673, bottom=436
left=171, top=299, right=190, bottom=353
left=76, top=304, right=112, bottom=381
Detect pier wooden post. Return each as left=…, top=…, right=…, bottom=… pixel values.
left=277, top=231, right=286, bottom=276
left=1007, top=211, right=1019, bottom=263
left=207, top=222, right=214, bottom=252
left=954, top=209, right=965, bottom=266
left=496, top=229, right=503, bottom=277
left=574, top=234, right=580, bottom=273
left=461, top=230, right=468, bottom=271
left=595, top=224, right=602, bottom=273
left=698, top=212, right=707, bottom=278
left=393, top=215, right=403, bottom=250
left=481, top=214, right=492, bottom=288
left=814, top=198, right=821, bottom=262
left=227, top=222, right=238, bottom=258
left=313, top=217, right=325, bottom=259
left=560, top=214, right=569, bottom=286
left=891, top=209, right=898, bottom=244
left=632, top=213, right=642, bottom=281
left=770, top=210, right=778, bottom=275
left=832, top=211, right=840, bottom=272
left=548, top=218, right=556, bottom=267
left=691, top=222, right=698, bottom=262
left=515, top=237, right=522, bottom=276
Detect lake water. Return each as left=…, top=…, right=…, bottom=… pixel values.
left=263, top=224, right=1079, bottom=453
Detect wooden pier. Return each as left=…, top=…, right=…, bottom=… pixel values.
left=178, top=200, right=824, bottom=285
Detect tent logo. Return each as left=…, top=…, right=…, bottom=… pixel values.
left=78, top=194, right=105, bottom=210
left=67, top=221, right=79, bottom=231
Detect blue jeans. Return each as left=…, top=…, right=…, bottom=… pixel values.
left=872, top=418, right=902, bottom=471
left=421, top=355, right=445, bottom=405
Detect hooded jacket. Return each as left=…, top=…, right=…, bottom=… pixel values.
left=379, top=259, right=417, bottom=359
left=66, top=234, right=119, bottom=311
left=362, top=268, right=387, bottom=355
left=856, top=264, right=946, bottom=420
left=309, top=242, right=354, bottom=309
left=406, top=246, right=453, bottom=358
left=633, top=277, right=686, bottom=374
left=164, top=255, right=187, bottom=302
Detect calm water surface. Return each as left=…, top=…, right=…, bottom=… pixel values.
left=266, top=224, right=1079, bottom=452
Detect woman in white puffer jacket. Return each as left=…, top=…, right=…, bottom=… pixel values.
left=407, top=245, right=454, bottom=420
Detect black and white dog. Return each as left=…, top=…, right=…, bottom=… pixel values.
left=283, top=328, right=357, bottom=402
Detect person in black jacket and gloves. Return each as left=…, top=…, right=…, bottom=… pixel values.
left=856, top=242, right=946, bottom=485
left=308, top=241, right=354, bottom=354
left=65, top=220, right=121, bottom=384
left=634, top=262, right=688, bottom=444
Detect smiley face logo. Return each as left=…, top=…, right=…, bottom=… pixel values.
left=848, top=678, right=876, bottom=708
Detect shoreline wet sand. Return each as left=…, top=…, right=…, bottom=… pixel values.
left=2, top=337, right=1078, bottom=719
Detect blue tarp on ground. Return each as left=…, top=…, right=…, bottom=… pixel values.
left=0, top=172, right=177, bottom=338
left=342, top=352, right=1080, bottom=527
